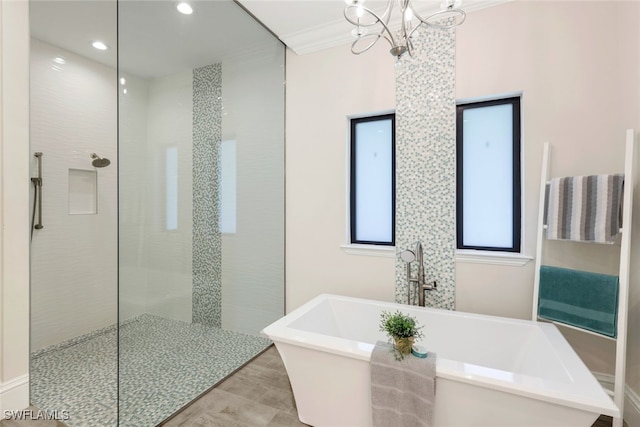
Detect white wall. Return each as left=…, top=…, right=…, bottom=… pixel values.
left=0, top=0, right=30, bottom=412
left=220, top=49, right=285, bottom=336
left=286, top=44, right=396, bottom=312
left=285, top=0, right=640, bottom=414
left=29, top=39, right=117, bottom=351
left=455, top=0, right=631, bottom=317
left=455, top=1, right=640, bottom=408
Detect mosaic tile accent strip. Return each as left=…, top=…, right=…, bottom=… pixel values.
left=395, top=25, right=457, bottom=310
left=31, top=314, right=271, bottom=427
left=192, top=64, right=223, bottom=327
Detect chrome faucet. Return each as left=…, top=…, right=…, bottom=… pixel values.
left=400, top=241, right=436, bottom=307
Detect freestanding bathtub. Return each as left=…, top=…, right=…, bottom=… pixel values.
left=262, top=294, right=619, bottom=427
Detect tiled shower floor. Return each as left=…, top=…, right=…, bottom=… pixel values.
left=30, top=314, right=272, bottom=427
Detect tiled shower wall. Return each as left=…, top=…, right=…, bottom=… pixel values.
left=30, top=39, right=118, bottom=350
left=120, top=65, right=219, bottom=327
left=395, top=26, right=457, bottom=310
left=123, top=59, right=284, bottom=331
left=33, top=43, right=276, bottom=339
left=119, top=70, right=194, bottom=324
left=220, top=52, right=285, bottom=336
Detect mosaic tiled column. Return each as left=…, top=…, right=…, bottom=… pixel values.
left=395, top=27, right=456, bottom=310
left=192, top=64, right=222, bottom=326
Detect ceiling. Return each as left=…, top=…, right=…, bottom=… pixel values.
left=29, top=0, right=510, bottom=78
left=29, top=0, right=281, bottom=78
left=30, top=1, right=118, bottom=70
left=238, top=0, right=511, bottom=54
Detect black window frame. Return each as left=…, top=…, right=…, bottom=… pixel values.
left=456, top=96, right=522, bottom=252
left=349, top=113, right=396, bottom=246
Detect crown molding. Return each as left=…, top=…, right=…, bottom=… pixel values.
left=283, top=0, right=513, bottom=55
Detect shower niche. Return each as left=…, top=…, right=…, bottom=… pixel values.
left=29, top=1, right=285, bottom=425
left=68, top=169, right=97, bottom=215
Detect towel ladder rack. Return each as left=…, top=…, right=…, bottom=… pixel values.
left=531, top=129, right=636, bottom=427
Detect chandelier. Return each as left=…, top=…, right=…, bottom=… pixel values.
left=344, top=0, right=466, bottom=59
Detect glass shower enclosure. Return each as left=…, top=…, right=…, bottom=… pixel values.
left=29, top=1, right=285, bottom=425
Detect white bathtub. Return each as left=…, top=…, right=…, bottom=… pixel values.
left=262, top=294, right=619, bottom=427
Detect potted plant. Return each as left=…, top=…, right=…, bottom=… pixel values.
left=379, top=310, right=424, bottom=359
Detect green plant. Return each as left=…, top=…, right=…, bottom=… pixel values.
left=379, top=310, right=424, bottom=360
left=379, top=310, right=424, bottom=340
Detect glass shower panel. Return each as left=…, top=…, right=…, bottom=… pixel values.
left=29, top=1, right=118, bottom=426
left=118, top=1, right=285, bottom=424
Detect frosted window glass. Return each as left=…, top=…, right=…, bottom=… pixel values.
left=354, top=118, right=393, bottom=243
left=219, top=140, right=236, bottom=234
left=166, top=146, right=178, bottom=231
left=462, top=104, right=513, bottom=248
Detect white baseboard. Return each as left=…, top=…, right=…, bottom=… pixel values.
left=0, top=374, right=29, bottom=413
left=593, top=372, right=640, bottom=426
left=624, top=389, right=640, bottom=427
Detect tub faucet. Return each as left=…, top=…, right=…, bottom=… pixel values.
left=400, top=241, right=436, bottom=307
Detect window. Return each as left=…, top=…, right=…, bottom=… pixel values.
left=350, top=113, right=395, bottom=246
left=456, top=96, right=521, bottom=252
left=166, top=146, right=178, bottom=231
left=219, top=140, right=237, bottom=234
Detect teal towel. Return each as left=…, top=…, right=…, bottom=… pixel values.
left=538, top=266, right=618, bottom=338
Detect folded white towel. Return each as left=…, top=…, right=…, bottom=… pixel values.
left=370, top=341, right=436, bottom=427
left=546, top=174, right=623, bottom=243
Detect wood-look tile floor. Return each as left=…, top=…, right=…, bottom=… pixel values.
left=160, top=345, right=308, bottom=427
left=164, top=345, right=623, bottom=427
left=161, top=346, right=628, bottom=427
left=0, top=346, right=626, bottom=427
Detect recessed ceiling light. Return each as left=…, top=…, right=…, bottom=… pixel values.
left=91, top=41, right=109, bottom=51
left=52, top=56, right=66, bottom=65
left=176, top=2, right=193, bottom=15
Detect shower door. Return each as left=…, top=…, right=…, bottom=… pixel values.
left=117, top=1, right=285, bottom=425
left=29, top=0, right=284, bottom=425
left=29, top=1, right=118, bottom=425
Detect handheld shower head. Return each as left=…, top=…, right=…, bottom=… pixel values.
left=400, top=249, right=416, bottom=263
left=91, top=153, right=111, bottom=168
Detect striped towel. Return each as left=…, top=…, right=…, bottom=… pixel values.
left=370, top=341, right=436, bottom=427
left=546, top=174, right=624, bottom=243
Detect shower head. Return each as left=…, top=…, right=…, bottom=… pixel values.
left=400, top=249, right=416, bottom=263
left=91, top=153, right=111, bottom=168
